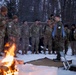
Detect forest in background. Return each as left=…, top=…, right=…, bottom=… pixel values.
left=0, top=0, right=76, bottom=25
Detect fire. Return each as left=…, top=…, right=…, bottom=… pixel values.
left=0, top=43, right=18, bottom=75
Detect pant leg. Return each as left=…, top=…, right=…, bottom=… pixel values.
left=64, top=40, right=68, bottom=54
left=74, top=41, right=76, bottom=55
left=25, top=37, right=29, bottom=54
left=35, top=37, right=39, bottom=53
left=22, top=38, right=26, bottom=54
left=48, top=37, right=52, bottom=54
left=71, top=41, right=74, bottom=55
left=43, top=36, right=48, bottom=54
left=75, top=41, right=76, bottom=55
left=0, top=37, right=4, bottom=53
left=15, top=37, right=20, bottom=55
left=31, top=37, right=35, bottom=53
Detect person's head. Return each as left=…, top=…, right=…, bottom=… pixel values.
left=55, top=15, right=60, bottom=22
left=47, top=19, right=52, bottom=28
left=47, top=19, right=51, bottom=25
left=71, top=24, right=75, bottom=29
left=1, top=6, right=8, bottom=16
left=64, top=24, right=68, bottom=29
left=23, top=20, right=27, bottom=25
left=50, top=14, right=54, bottom=18
left=13, top=15, right=18, bottom=22
left=35, top=19, right=40, bottom=25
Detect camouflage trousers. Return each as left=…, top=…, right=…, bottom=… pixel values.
left=64, top=40, right=69, bottom=54
left=0, top=36, right=4, bottom=53
left=70, top=41, right=76, bottom=55
left=54, top=38, right=64, bottom=60
left=31, top=37, right=39, bottom=53
left=22, top=37, right=29, bottom=54
left=43, top=36, right=52, bottom=54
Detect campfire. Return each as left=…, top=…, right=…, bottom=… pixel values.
left=0, top=43, right=19, bottom=75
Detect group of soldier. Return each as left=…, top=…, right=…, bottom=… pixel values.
left=0, top=6, right=76, bottom=60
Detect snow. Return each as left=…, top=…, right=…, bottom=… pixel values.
left=18, top=64, right=58, bottom=75
left=16, top=47, right=76, bottom=75
left=0, top=47, right=76, bottom=75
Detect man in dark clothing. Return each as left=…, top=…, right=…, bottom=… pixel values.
left=64, top=25, right=70, bottom=54
left=70, top=24, right=76, bottom=55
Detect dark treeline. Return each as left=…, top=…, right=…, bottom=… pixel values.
left=1, top=0, right=76, bottom=25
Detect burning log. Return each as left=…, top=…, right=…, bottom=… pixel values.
left=0, top=43, right=19, bottom=75
left=0, top=65, right=9, bottom=71
left=0, top=60, right=18, bottom=75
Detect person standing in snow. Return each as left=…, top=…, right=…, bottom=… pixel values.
left=70, top=24, right=76, bottom=55
left=8, top=15, right=20, bottom=56
left=30, top=20, right=41, bottom=54
left=43, top=19, right=52, bottom=54
left=52, top=15, right=66, bottom=61
left=64, top=25, right=70, bottom=55
left=21, top=21, right=30, bottom=54
left=0, top=6, right=8, bottom=56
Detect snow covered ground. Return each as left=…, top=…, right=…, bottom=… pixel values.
left=18, top=64, right=58, bottom=75
left=0, top=47, right=76, bottom=75
left=16, top=47, right=76, bottom=75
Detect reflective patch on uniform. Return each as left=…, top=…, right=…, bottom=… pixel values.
left=58, top=26, right=61, bottom=29
left=9, top=25, right=11, bottom=28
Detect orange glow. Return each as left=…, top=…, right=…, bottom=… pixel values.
left=1, top=43, right=18, bottom=75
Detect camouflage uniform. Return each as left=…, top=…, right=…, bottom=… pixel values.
left=74, top=29, right=76, bottom=54
left=7, top=21, right=20, bottom=55
left=70, top=28, right=76, bottom=55
left=50, top=17, right=56, bottom=54
left=43, top=24, right=52, bottom=54
left=30, top=23, right=40, bottom=54
left=0, top=14, right=6, bottom=53
left=52, top=21, right=65, bottom=60
left=74, top=29, right=76, bottom=40
left=64, top=28, right=70, bottom=54
left=21, top=24, right=29, bottom=54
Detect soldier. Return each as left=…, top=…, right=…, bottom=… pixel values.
left=70, top=24, right=76, bottom=55
left=21, top=21, right=29, bottom=54
left=8, top=15, right=20, bottom=56
left=43, top=19, right=52, bottom=54
left=38, top=21, right=45, bottom=53
left=74, top=27, right=76, bottom=55
left=50, top=14, right=56, bottom=54
left=0, top=6, right=8, bottom=56
left=52, top=15, right=66, bottom=61
left=30, top=20, right=41, bottom=54
left=64, top=25, right=70, bottom=54
left=50, top=14, right=55, bottom=26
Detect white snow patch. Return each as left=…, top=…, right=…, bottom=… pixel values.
left=18, top=64, right=58, bottom=75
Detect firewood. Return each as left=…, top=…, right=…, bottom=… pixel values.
left=0, top=66, right=9, bottom=71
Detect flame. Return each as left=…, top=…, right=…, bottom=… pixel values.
left=1, top=43, right=18, bottom=75
left=2, top=43, right=16, bottom=67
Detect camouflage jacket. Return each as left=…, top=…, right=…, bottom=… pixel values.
left=44, top=25, right=52, bottom=38
left=64, top=28, right=70, bottom=41
left=52, top=21, right=66, bottom=41
left=0, top=14, right=6, bottom=37
left=21, top=24, right=29, bottom=38
left=7, top=21, right=20, bottom=38
left=30, top=24, right=41, bottom=37
left=74, top=29, right=76, bottom=40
